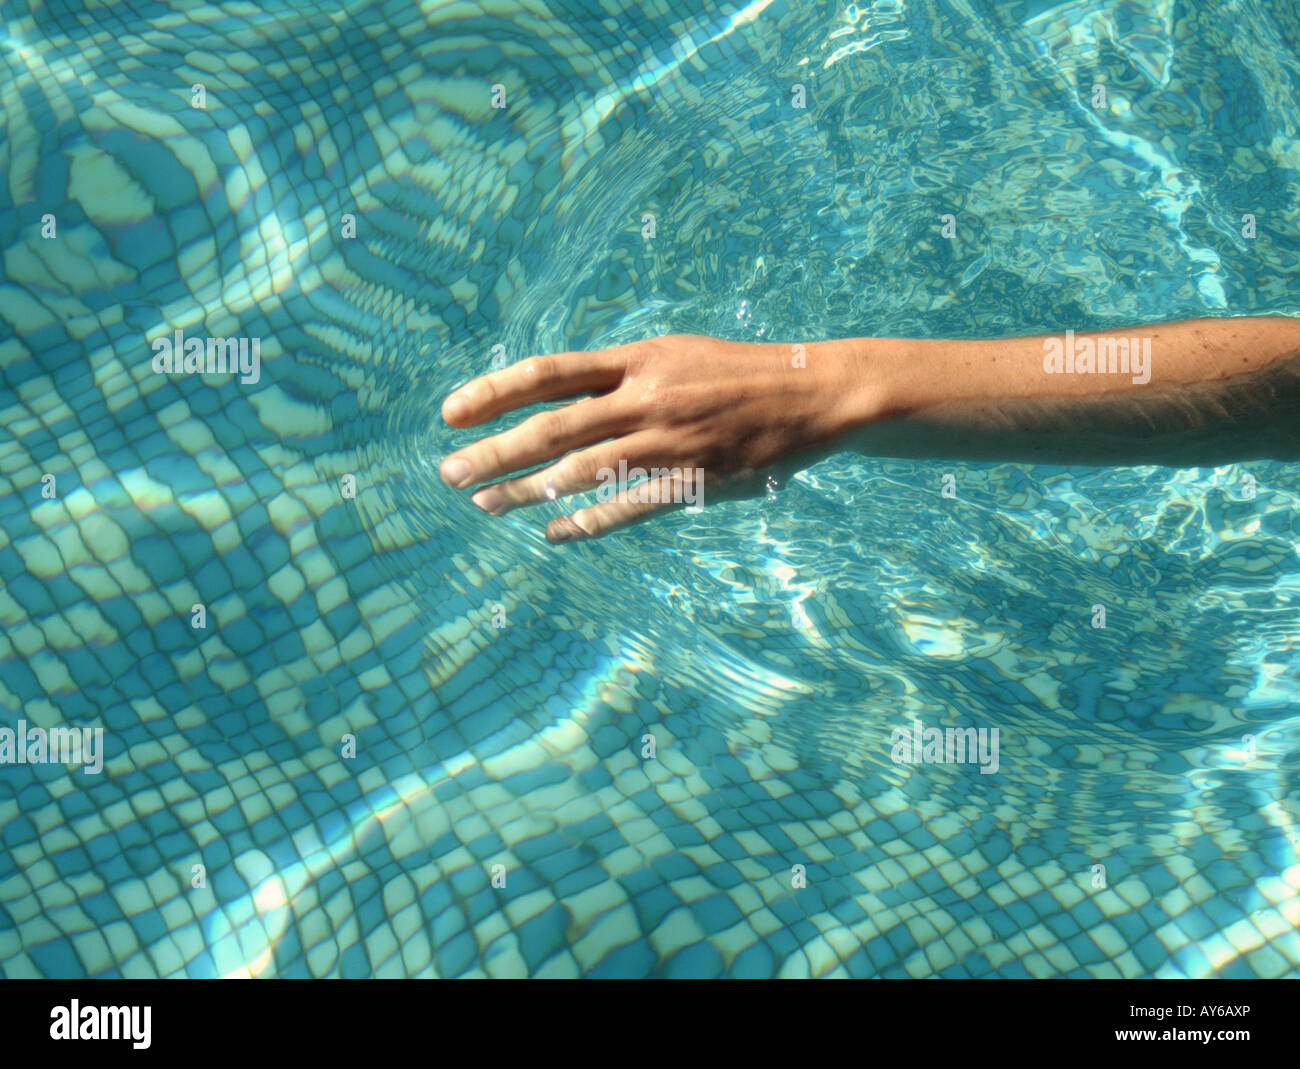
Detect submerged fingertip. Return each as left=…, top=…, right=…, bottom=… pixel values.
left=471, top=487, right=503, bottom=514
left=547, top=515, right=585, bottom=544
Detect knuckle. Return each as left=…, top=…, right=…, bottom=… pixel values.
left=520, top=354, right=556, bottom=385
left=557, top=451, right=595, bottom=485
left=477, top=441, right=503, bottom=476
left=627, top=336, right=670, bottom=374
left=635, top=372, right=674, bottom=409
left=531, top=408, right=567, bottom=447
left=474, top=376, right=499, bottom=409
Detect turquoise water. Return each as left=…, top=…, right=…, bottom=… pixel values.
left=1, top=0, right=1299, bottom=977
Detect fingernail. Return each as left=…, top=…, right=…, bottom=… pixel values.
left=444, top=394, right=469, bottom=422
left=440, top=457, right=472, bottom=487
left=471, top=488, right=503, bottom=514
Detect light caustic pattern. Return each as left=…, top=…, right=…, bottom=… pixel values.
left=1, top=0, right=1300, bottom=977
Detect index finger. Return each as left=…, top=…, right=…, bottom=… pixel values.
left=442, top=349, right=629, bottom=427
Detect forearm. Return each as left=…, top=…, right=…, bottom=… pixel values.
left=436, top=317, right=1300, bottom=542
left=837, top=317, right=1300, bottom=466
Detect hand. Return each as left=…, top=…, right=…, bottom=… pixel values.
left=439, top=334, right=878, bottom=542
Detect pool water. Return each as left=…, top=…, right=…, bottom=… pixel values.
left=2, top=0, right=1299, bottom=977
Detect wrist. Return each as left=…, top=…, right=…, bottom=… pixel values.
left=831, top=335, right=935, bottom=427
